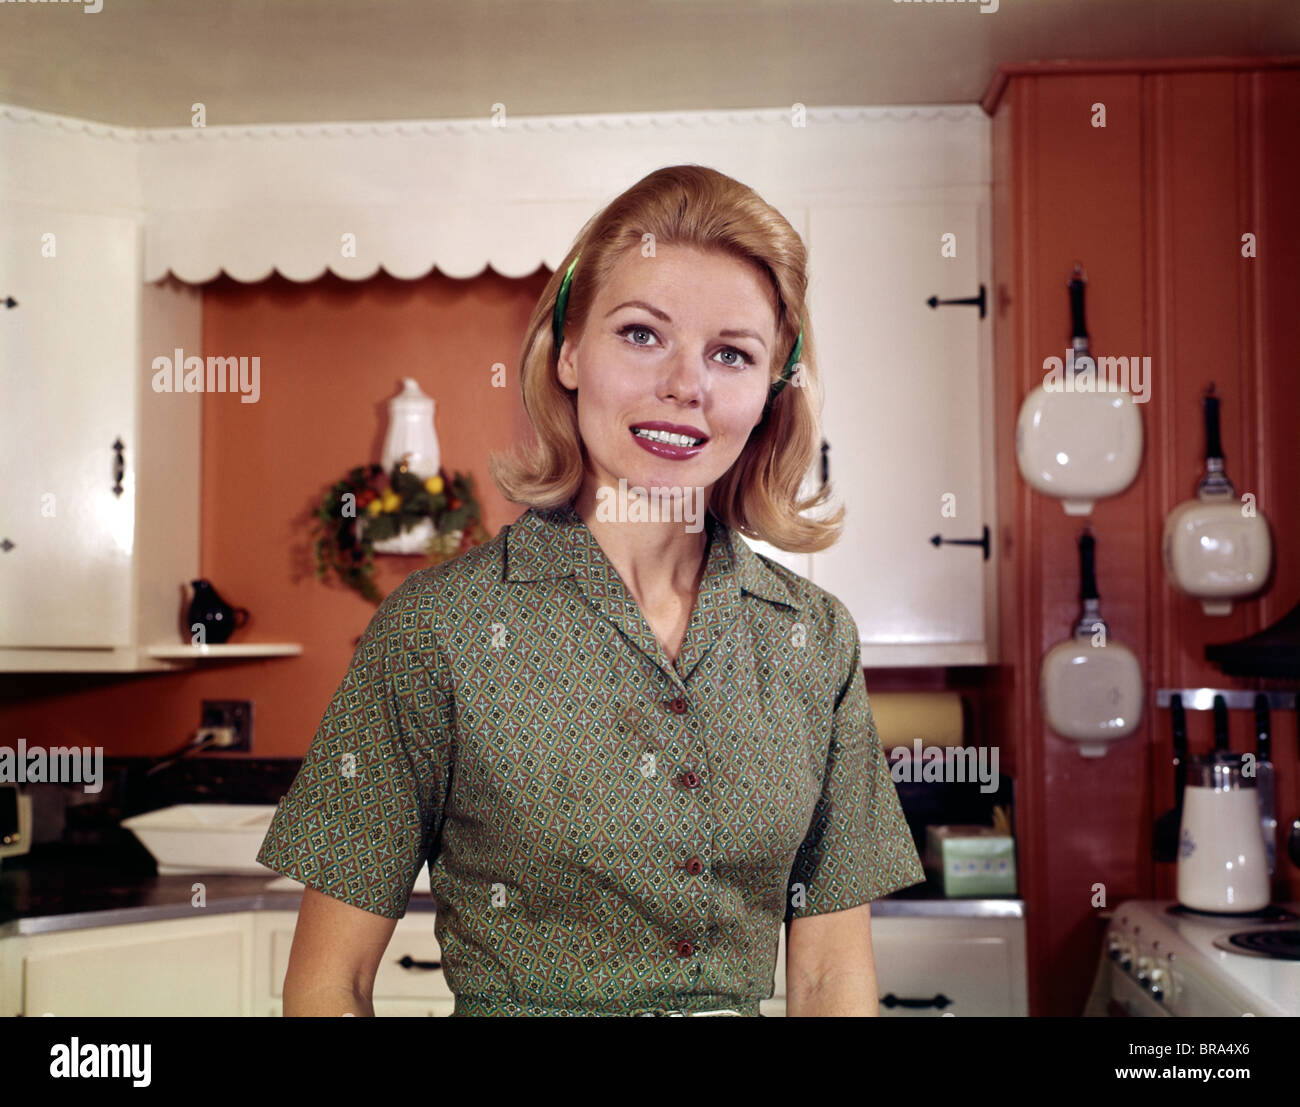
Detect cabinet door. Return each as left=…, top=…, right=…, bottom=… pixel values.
left=869, top=915, right=1027, bottom=1016
left=21, top=916, right=251, bottom=1016
left=807, top=203, right=991, bottom=662
left=0, top=208, right=138, bottom=647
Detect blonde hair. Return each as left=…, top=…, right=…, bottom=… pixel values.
left=488, top=164, right=843, bottom=552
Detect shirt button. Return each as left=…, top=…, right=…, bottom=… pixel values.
left=678, top=770, right=701, bottom=789
left=675, top=939, right=695, bottom=958
left=684, top=856, right=704, bottom=876
left=665, top=697, right=688, bottom=714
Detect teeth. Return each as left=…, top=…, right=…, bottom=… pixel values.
left=633, top=427, right=703, bottom=447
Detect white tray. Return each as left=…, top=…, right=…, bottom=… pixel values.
left=120, top=803, right=279, bottom=875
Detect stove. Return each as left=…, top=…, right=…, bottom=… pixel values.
left=1090, top=899, right=1300, bottom=1016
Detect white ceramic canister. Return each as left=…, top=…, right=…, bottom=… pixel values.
left=1176, top=752, right=1270, bottom=912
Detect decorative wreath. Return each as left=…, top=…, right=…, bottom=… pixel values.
left=312, top=458, right=491, bottom=603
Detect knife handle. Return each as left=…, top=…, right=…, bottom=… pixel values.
left=1213, top=694, right=1230, bottom=751
left=1171, top=694, right=1187, bottom=818
left=1254, top=692, right=1271, bottom=762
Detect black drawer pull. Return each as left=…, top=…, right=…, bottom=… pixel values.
left=929, top=525, right=990, bottom=560
left=880, top=992, right=953, bottom=1010
left=111, top=438, right=125, bottom=498
left=396, top=954, right=442, bottom=972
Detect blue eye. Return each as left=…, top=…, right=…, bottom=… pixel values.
left=616, top=323, right=754, bottom=367
left=619, top=324, right=658, bottom=347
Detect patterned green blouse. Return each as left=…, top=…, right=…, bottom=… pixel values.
left=257, top=501, right=924, bottom=1016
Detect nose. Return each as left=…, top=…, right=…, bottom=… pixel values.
left=659, top=343, right=707, bottom=405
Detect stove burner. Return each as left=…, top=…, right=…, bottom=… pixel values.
left=1212, top=928, right=1300, bottom=960
left=1166, top=903, right=1297, bottom=922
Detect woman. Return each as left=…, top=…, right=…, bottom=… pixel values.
left=258, top=165, right=925, bottom=1017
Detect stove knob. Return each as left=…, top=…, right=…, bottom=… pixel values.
left=1147, top=966, right=1167, bottom=1003
left=1135, top=955, right=1154, bottom=984
left=1106, top=935, right=1123, bottom=960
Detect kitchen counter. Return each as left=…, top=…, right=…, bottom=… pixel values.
left=0, top=841, right=1025, bottom=938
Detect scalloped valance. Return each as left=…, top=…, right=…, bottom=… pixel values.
left=1, top=103, right=989, bottom=284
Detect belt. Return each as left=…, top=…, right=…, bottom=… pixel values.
left=633, top=1007, right=745, bottom=1017
left=452, top=994, right=763, bottom=1017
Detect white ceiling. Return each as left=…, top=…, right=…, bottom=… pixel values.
left=1, top=0, right=1297, bottom=127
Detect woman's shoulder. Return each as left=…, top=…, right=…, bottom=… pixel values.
left=741, top=545, right=856, bottom=644
left=370, top=526, right=510, bottom=622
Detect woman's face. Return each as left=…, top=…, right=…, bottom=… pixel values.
left=557, top=243, right=778, bottom=513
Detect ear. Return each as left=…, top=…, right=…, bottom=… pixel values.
left=556, top=334, right=578, bottom=391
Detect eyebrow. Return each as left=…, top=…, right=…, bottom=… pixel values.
left=605, top=299, right=768, bottom=351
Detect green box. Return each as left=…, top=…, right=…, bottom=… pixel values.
left=925, top=825, right=1017, bottom=897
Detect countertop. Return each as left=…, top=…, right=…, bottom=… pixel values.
left=0, top=841, right=1025, bottom=938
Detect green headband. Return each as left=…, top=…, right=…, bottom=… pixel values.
left=552, top=252, right=804, bottom=398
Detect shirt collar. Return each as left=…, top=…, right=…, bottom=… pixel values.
left=504, top=500, right=801, bottom=611
left=503, top=499, right=801, bottom=682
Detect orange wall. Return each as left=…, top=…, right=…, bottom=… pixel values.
left=0, top=266, right=549, bottom=757
left=990, top=61, right=1300, bottom=1017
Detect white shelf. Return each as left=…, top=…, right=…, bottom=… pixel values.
left=144, top=643, right=303, bottom=660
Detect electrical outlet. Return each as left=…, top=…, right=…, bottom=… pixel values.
left=199, top=700, right=253, bottom=752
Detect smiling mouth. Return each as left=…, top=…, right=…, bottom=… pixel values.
left=630, top=427, right=708, bottom=447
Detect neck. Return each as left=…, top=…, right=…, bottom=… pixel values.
left=573, top=479, right=712, bottom=608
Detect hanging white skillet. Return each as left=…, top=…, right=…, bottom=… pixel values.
left=1016, top=264, right=1144, bottom=515
left=1162, top=384, right=1273, bottom=615
left=1041, top=528, right=1143, bottom=758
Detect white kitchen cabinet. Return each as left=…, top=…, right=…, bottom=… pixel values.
left=0, top=904, right=1022, bottom=1016
left=12, top=914, right=254, bottom=1016
left=869, top=913, right=1028, bottom=1016
left=805, top=201, right=997, bottom=665
left=258, top=908, right=456, bottom=1016
left=772, top=911, right=1025, bottom=1016
left=0, top=209, right=138, bottom=648
left=0, top=206, right=207, bottom=670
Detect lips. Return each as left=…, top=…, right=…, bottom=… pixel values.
left=629, top=421, right=709, bottom=460
left=629, top=421, right=709, bottom=446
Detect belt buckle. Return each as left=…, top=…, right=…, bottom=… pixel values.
left=634, top=1006, right=743, bottom=1017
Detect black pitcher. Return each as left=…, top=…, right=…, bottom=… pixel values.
left=187, top=579, right=250, bottom=645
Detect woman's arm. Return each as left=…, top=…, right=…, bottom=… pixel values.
left=784, top=902, right=879, bottom=1016
left=282, top=886, right=399, bottom=1016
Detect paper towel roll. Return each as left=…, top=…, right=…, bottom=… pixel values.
left=866, top=692, right=964, bottom=750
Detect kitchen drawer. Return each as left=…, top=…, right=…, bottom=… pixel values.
left=267, top=911, right=452, bottom=1001
left=870, top=915, right=1027, bottom=1016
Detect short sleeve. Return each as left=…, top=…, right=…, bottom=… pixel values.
left=256, top=572, right=455, bottom=919
left=785, top=602, right=925, bottom=919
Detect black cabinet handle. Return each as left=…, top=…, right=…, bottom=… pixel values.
left=3, top=296, right=17, bottom=309
left=395, top=954, right=442, bottom=972
left=880, top=992, right=953, bottom=1010
left=926, top=284, right=986, bottom=319
left=111, top=438, right=125, bottom=498
left=820, top=439, right=829, bottom=487
left=929, top=525, right=990, bottom=561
